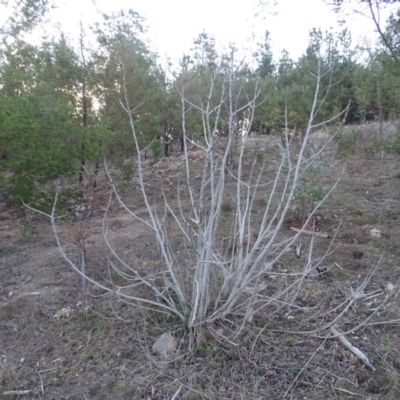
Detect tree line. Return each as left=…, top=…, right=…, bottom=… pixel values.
left=1, top=0, right=400, bottom=202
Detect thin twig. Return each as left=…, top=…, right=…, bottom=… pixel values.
left=35, top=363, right=44, bottom=394
left=334, top=386, right=371, bottom=398
left=171, top=384, right=183, bottom=400
left=290, top=227, right=329, bottom=238
left=283, top=337, right=328, bottom=398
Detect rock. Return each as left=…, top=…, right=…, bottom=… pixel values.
left=370, top=228, right=382, bottom=238
left=386, top=282, right=395, bottom=292
left=152, top=333, right=177, bottom=357
left=0, top=212, right=11, bottom=221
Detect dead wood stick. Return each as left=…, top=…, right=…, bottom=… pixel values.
left=363, top=291, right=384, bottom=302
left=335, top=387, right=368, bottom=397
left=171, top=384, right=183, bottom=400
left=4, top=390, right=32, bottom=396
left=334, top=262, right=343, bottom=270
left=332, top=327, right=376, bottom=371
left=290, top=227, right=329, bottom=238
left=20, top=292, right=41, bottom=297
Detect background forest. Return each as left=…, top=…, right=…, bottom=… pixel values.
left=1, top=0, right=400, bottom=204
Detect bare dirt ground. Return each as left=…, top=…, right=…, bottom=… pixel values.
left=1, top=133, right=400, bottom=399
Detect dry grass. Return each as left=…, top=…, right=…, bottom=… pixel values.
left=2, top=132, right=400, bottom=398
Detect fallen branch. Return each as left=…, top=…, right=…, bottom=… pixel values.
left=362, top=290, right=384, bottom=302
left=4, top=390, right=32, bottom=396
left=290, top=227, right=329, bottom=238
left=332, top=327, right=376, bottom=371
left=20, top=291, right=41, bottom=297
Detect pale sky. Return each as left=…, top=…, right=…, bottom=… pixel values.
left=2, top=0, right=397, bottom=64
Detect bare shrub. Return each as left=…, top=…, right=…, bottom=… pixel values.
left=25, top=51, right=399, bottom=352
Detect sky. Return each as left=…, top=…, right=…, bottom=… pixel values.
left=127, top=0, right=343, bottom=60
left=2, top=0, right=397, bottom=64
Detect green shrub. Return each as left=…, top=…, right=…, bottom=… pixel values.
left=382, top=128, right=400, bottom=157
left=0, top=94, right=112, bottom=203
left=294, top=180, right=328, bottom=218
left=150, top=139, right=162, bottom=159
left=292, top=161, right=328, bottom=220
left=20, top=221, right=40, bottom=238
left=335, top=130, right=361, bottom=159
left=121, top=159, right=136, bottom=181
